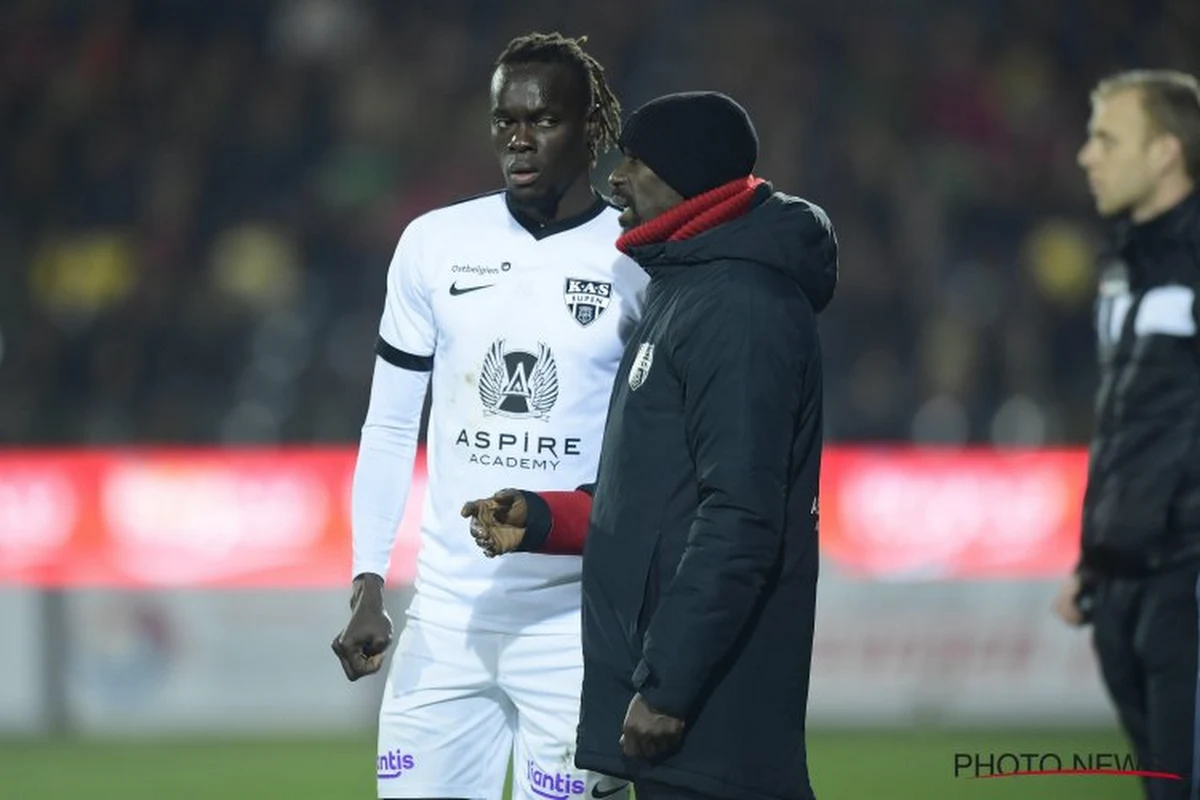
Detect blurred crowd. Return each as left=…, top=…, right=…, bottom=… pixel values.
left=2, top=0, right=1197, bottom=446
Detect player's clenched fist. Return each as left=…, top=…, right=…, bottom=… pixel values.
left=461, top=489, right=528, bottom=557
left=331, top=573, right=393, bottom=681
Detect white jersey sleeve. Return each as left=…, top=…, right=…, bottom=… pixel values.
left=350, top=222, right=435, bottom=581
left=379, top=219, right=436, bottom=359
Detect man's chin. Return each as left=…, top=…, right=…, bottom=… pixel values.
left=618, top=208, right=639, bottom=230
left=1093, top=194, right=1132, bottom=218
left=506, top=180, right=544, bottom=199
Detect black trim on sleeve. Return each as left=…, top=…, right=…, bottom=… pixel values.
left=516, top=491, right=553, bottom=552
left=376, top=337, right=433, bottom=372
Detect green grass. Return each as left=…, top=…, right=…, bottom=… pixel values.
left=1, top=729, right=1145, bottom=799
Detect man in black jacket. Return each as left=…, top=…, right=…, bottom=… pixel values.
left=1053, top=69, right=1200, bottom=799
left=463, top=91, right=837, bottom=800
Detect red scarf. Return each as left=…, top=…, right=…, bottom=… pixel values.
left=616, top=176, right=765, bottom=254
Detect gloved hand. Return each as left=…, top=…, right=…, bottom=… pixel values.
left=461, top=489, right=528, bottom=557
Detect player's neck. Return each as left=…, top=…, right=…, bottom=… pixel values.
left=509, top=175, right=597, bottom=227
left=1131, top=175, right=1194, bottom=224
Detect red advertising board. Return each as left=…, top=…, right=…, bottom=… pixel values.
left=0, top=447, right=1087, bottom=587
left=818, top=448, right=1088, bottom=579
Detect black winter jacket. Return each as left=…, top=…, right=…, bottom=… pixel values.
left=574, top=185, right=837, bottom=800
left=1081, top=191, right=1200, bottom=579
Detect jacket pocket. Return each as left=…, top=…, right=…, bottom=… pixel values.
left=634, top=531, right=663, bottom=645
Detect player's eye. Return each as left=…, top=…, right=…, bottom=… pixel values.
left=492, top=117, right=512, bottom=128
left=536, top=117, right=559, bottom=128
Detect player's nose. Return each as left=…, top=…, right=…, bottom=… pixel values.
left=506, top=123, right=536, bottom=151
left=1077, top=142, right=1095, bottom=168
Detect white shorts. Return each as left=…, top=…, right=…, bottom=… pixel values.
left=376, top=616, right=629, bottom=800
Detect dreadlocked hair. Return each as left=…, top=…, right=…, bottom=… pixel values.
left=495, top=32, right=621, bottom=166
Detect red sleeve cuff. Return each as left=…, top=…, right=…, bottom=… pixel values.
left=537, top=490, right=593, bottom=555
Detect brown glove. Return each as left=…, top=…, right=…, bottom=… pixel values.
left=461, top=489, right=528, bottom=557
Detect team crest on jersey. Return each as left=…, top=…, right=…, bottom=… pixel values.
left=564, top=278, right=612, bottom=327
left=479, top=339, right=559, bottom=419
left=628, top=342, right=654, bottom=391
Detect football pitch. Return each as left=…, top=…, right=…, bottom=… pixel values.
left=2, top=728, right=1145, bottom=800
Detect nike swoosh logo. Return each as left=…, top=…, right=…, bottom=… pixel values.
left=590, top=784, right=628, bottom=799
left=449, top=282, right=494, bottom=296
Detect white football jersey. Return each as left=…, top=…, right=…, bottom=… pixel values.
left=359, top=191, right=646, bottom=634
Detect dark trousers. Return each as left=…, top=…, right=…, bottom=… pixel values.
left=1092, top=564, right=1200, bottom=799
left=634, top=781, right=719, bottom=800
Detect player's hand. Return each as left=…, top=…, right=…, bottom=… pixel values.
left=619, top=693, right=685, bottom=761
left=461, top=489, right=528, bottom=557
left=331, top=573, right=393, bottom=681
left=1052, top=573, right=1087, bottom=627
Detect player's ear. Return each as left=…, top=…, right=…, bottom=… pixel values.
left=1152, top=132, right=1183, bottom=175
left=1144, top=126, right=1177, bottom=175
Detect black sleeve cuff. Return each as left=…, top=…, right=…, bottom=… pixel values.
left=376, top=337, right=433, bottom=371
left=1076, top=582, right=1097, bottom=623
left=516, top=491, right=553, bottom=552
left=632, top=659, right=652, bottom=689
left=1074, top=563, right=1098, bottom=623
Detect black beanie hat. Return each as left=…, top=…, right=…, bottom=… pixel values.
left=617, top=91, right=758, bottom=199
